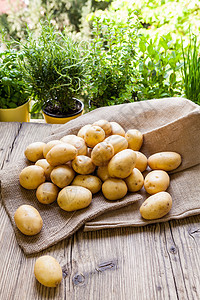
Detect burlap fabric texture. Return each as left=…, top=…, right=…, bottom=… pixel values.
left=1, top=97, right=200, bottom=254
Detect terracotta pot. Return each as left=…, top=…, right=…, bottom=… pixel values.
left=0, top=100, right=30, bottom=122
left=42, top=98, right=84, bottom=124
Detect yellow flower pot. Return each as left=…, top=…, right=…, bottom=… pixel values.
left=0, top=100, right=30, bottom=122
left=42, top=99, right=84, bottom=124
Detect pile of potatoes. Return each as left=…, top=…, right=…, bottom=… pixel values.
left=15, top=119, right=182, bottom=237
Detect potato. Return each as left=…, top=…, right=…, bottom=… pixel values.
left=135, top=151, right=148, bottom=172
left=34, top=255, right=62, bottom=287
left=36, top=182, right=59, bottom=204
left=87, top=147, right=92, bottom=158
left=57, top=186, right=92, bottom=211
left=60, top=135, right=87, bottom=156
left=104, top=135, right=128, bottom=154
left=140, top=191, right=172, bottom=220
left=35, top=158, right=54, bottom=181
left=93, top=120, right=112, bottom=136
left=144, top=170, right=170, bottom=195
left=19, top=165, right=45, bottom=189
left=148, top=152, right=182, bottom=171
left=125, top=129, right=143, bottom=151
left=50, top=165, right=75, bottom=188
left=46, top=143, right=77, bottom=166
left=108, top=149, right=137, bottom=178
left=97, top=165, right=110, bottom=182
left=110, top=122, right=125, bottom=137
left=72, top=155, right=96, bottom=174
left=24, top=142, right=46, bottom=162
left=102, top=179, right=127, bottom=200
left=71, top=175, right=102, bottom=194
left=124, top=168, right=144, bottom=192
left=77, top=124, right=92, bottom=139
left=91, top=142, right=114, bottom=166
left=43, top=140, right=63, bottom=158
left=84, top=125, right=105, bottom=148
left=14, top=205, right=43, bottom=235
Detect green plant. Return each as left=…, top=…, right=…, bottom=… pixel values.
left=19, top=21, right=87, bottom=114
left=85, top=9, right=139, bottom=109
left=182, top=35, right=200, bottom=104
left=0, top=49, right=31, bottom=109
left=136, top=33, right=183, bottom=100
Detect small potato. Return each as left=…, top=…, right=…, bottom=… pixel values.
left=43, top=140, right=63, bottom=158
left=97, top=165, right=110, bottom=182
left=91, top=142, right=114, bottom=166
left=71, top=175, right=102, bottom=194
left=93, top=120, right=112, bottom=136
left=24, top=142, right=46, bottom=162
left=125, top=129, right=143, bottom=151
left=46, top=143, right=77, bottom=166
left=34, top=255, right=62, bottom=287
left=19, top=165, right=45, bottom=190
left=57, top=186, right=92, bottom=211
left=125, top=168, right=144, bottom=192
left=50, top=165, right=75, bottom=188
left=60, top=135, right=87, bottom=156
left=14, top=205, right=43, bottom=235
left=104, top=135, right=128, bottom=154
left=84, top=125, right=105, bottom=148
left=140, top=191, right=172, bottom=220
left=87, top=147, right=92, bottom=158
left=102, top=179, right=127, bottom=200
left=135, top=151, right=148, bottom=172
left=72, top=155, right=96, bottom=174
left=148, top=152, right=182, bottom=171
left=36, top=182, right=59, bottom=204
left=77, top=124, right=92, bottom=139
left=108, top=149, right=137, bottom=178
left=144, top=170, right=170, bottom=195
left=110, top=122, right=125, bottom=137
left=35, top=159, right=54, bottom=181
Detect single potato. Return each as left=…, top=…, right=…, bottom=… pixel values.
left=14, top=205, right=43, bottom=235
left=140, top=191, right=172, bottom=220
left=93, top=120, right=112, bottom=136
left=34, top=255, right=62, bottom=287
left=60, top=135, right=87, bottom=156
left=104, top=135, right=128, bottom=154
left=19, top=165, right=45, bottom=189
left=125, top=129, right=143, bottom=151
left=135, top=151, right=148, bottom=172
left=24, top=142, right=46, bottom=162
left=35, top=158, right=54, bottom=181
left=102, top=178, right=127, bottom=200
left=50, top=165, right=75, bottom=188
left=148, top=152, right=182, bottom=171
left=71, top=175, right=102, bottom=194
left=91, top=142, right=114, bottom=166
left=77, top=124, right=92, bottom=139
left=57, top=186, right=92, bottom=211
left=97, top=165, right=110, bottom=182
left=84, top=125, right=105, bottom=148
left=108, top=149, right=137, bottom=178
left=43, top=140, right=63, bottom=158
left=72, top=155, right=96, bottom=174
left=110, top=122, right=125, bottom=136
left=36, top=182, right=59, bottom=204
left=144, top=170, right=170, bottom=195
left=46, top=143, right=77, bottom=166
left=125, top=168, right=144, bottom=192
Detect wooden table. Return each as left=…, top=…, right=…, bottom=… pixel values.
left=0, top=121, right=200, bottom=300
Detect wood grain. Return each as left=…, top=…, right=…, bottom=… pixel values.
left=0, top=122, right=200, bottom=300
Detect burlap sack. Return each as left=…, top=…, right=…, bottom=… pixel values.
left=1, top=97, right=200, bottom=254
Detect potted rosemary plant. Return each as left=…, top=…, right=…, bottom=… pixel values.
left=0, top=50, right=31, bottom=122
left=20, top=21, right=86, bottom=124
